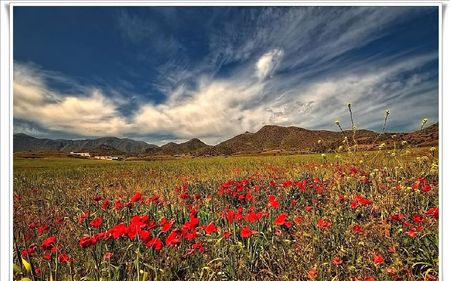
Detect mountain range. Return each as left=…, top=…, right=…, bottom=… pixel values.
left=13, top=123, right=438, bottom=157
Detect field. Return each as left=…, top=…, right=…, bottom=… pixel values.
left=13, top=147, right=439, bottom=280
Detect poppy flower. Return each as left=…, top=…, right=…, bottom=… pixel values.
left=240, top=226, right=256, bottom=238
left=268, top=195, right=280, bottom=209
left=202, top=223, right=218, bottom=234
left=160, top=218, right=174, bottom=233
left=37, top=225, right=49, bottom=235
left=41, top=236, right=57, bottom=250
left=79, top=236, right=97, bottom=248
left=352, top=224, right=364, bottom=234
left=58, top=253, right=70, bottom=264
left=274, top=213, right=287, bottom=226
left=102, top=200, right=110, bottom=210
left=294, top=216, right=303, bottom=225
left=223, top=231, right=232, bottom=239
left=131, top=192, right=142, bottom=203
left=317, top=219, right=331, bottom=230
left=332, top=256, right=343, bottom=266
left=114, top=200, right=123, bottom=210
left=406, top=229, right=416, bottom=237
left=103, top=252, right=113, bottom=261
left=90, top=217, right=103, bottom=228
left=412, top=214, right=424, bottom=224
left=427, top=207, right=438, bottom=220
left=147, top=237, right=163, bottom=251
left=373, top=254, right=384, bottom=265
left=165, top=231, right=180, bottom=246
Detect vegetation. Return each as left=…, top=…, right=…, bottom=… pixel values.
left=13, top=145, right=438, bottom=280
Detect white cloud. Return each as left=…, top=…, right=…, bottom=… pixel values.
left=255, top=49, right=284, bottom=80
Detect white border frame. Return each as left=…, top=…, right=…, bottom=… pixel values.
left=0, top=1, right=445, bottom=280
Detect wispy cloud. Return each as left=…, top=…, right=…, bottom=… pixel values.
left=13, top=7, right=438, bottom=144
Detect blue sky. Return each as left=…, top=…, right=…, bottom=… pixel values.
left=13, top=6, right=438, bottom=145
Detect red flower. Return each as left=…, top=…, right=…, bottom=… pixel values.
left=41, top=236, right=57, bottom=250
left=373, top=254, right=384, bottom=265
left=102, top=200, right=110, bottom=210
left=103, top=252, right=113, bottom=261
left=146, top=237, right=163, bottom=251
left=274, top=213, right=287, bottom=226
left=160, top=218, right=174, bottom=233
left=114, top=200, right=123, bottom=210
left=202, top=223, right=218, bottom=234
left=165, top=231, right=180, bottom=246
left=427, top=207, right=438, bottom=220
left=305, top=206, right=313, bottom=212
left=332, top=256, right=343, bottom=266
left=294, top=216, right=303, bottom=225
left=240, top=226, right=256, bottom=238
left=352, top=224, right=364, bottom=234
left=90, top=217, right=103, bottom=228
left=79, top=236, right=97, bottom=248
left=412, top=214, right=424, bottom=224
left=223, top=231, right=232, bottom=239
left=110, top=223, right=127, bottom=239
left=37, top=225, right=49, bottom=235
left=317, top=219, right=331, bottom=230
left=406, top=229, right=416, bottom=237
left=131, top=192, right=142, bottom=202
left=58, top=253, right=70, bottom=264
left=268, top=195, right=280, bottom=209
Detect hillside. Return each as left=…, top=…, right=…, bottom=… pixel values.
left=13, top=123, right=438, bottom=157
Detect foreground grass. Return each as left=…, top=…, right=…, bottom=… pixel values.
left=13, top=148, right=438, bottom=280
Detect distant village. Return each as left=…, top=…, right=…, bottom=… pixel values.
left=69, top=152, right=123, bottom=160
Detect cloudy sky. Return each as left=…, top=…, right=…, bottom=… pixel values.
left=13, top=6, right=438, bottom=145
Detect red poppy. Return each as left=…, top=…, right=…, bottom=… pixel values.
left=41, top=236, right=57, bottom=250
left=202, top=223, right=218, bottom=234
left=240, top=226, right=256, bottom=238
left=274, top=213, right=287, bottom=226
left=165, top=231, right=180, bottom=246
left=146, top=237, right=163, bottom=251
left=294, top=216, right=303, bottom=225
left=373, top=254, right=384, bottom=265
left=412, top=214, right=424, bottom=224
left=332, top=256, right=343, bottom=266
left=131, top=192, right=142, bottom=202
left=79, top=236, right=97, bottom=248
left=406, top=229, right=416, bottom=237
left=103, top=252, right=113, bottom=261
left=160, top=218, right=174, bottom=233
left=90, top=217, right=103, bottom=228
left=114, top=200, right=123, bottom=210
left=110, top=223, right=127, bottom=239
left=58, top=253, right=70, bottom=264
left=268, top=195, right=280, bottom=209
left=223, top=231, right=232, bottom=239
left=317, top=219, right=331, bottom=230
left=102, top=200, right=110, bottom=210
left=37, top=225, right=49, bottom=235
left=427, top=207, right=438, bottom=220
left=352, top=224, right=364, bottom=234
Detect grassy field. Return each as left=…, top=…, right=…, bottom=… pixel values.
left=13, top=147, right=438, bottom=280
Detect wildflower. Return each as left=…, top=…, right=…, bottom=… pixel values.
left=114, top=200, right=123, bottom=210
left=223, top=231, right=232, bottom=239
left=317, top=219, right=331, bottom=230
left=37, top=225, right=49, bottom=235
left=41, top=236, right=57, bottom=250
left=202, top=223, right=218, bottom=234
left=427, top=207, right=438, bottom=220
left=101, top=200, right=110, bottom=210
left=103, top=252, right=113, bottom=261
left=58, top=253, right=70, bottom=264
left=131, top=192, right=142, bottom=202
left=165, top=231, right=180, bottom=246
left=373, top=254, right=384, bottom=265
left=352, top=224, right=364, bottom=234
left=332, top=256, right=343, bottom=266
left=146, top=237, right=163, bottom=251
left=160, top=218, right=174, bottom=233
left=268, top=195, right=280, bottom=209
left=90, top=217, right=103, bottom=228
left=274, top=213, right=287, bottom=226
left=79, top=236, right=97, bottom=248
left=240, top=226, right=256, bottom=238
left=294, top=216, right=303, bottom=225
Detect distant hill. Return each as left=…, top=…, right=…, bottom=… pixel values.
left=13, top=123, right=438, bottom=157
left=13, top=134, right=157, bottom=155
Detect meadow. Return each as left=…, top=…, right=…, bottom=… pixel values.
left=13, top=147, right=438, bottom=280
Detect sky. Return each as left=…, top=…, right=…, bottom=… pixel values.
left=13, top=6, right=439, bottom=145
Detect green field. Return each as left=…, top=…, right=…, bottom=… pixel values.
left=13, top=148, right=439, bottom=280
